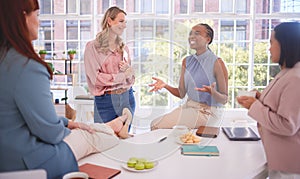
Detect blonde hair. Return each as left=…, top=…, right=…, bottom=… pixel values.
left=96, top=6, right=126, bottom=54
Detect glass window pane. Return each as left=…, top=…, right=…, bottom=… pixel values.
left=255, top=19, right=271, bottom=40
left=180, top=0, right=188, bottom=14
left=53, top=20, right=64, bottom=41
left=140, top=86, right=154, bottom=106
left=236, top=0, right=248, bottom=13
left=40, top=0, right=52, bottom=14
left=80, top=20, right=92, bottom=40
left=67, top=0, right=75, bottom=14
left=80, top=0, right=91, bottom=15
left=221, top=0, right=233, bottom=13
left=274, top=0, right=300, bottom=13
left=254, top=65, right=268, bottom=86
left=99, top=0, right=109, bottom=14
left=205, top=0, right=219, bottom=13
left=156, top=0, right=169, bottom=14
left=53, top=0, right=65, bottom=14
left=116, top=0, right=124, bottom=9
left=221, top=20, right=234, bottom=41
left=141, top=20, right=154, bottom=38
left=236, top=44, right=249, bottom=63
left=219, top=43, right=234, bottom=64
left=140, top=0, right=152, bottom=13
left=254, top=42, right=268, bottom=63
left=156, top=20, right=169, bottom=38
left=256, top=0, right=271, bottom=13
left=194, top=0, right=204, bottom=12
left=235, top=65, right=248, bottom=86
left=67, top=20, right=78, bottom=40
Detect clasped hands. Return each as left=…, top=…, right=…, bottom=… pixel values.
left=237, top=90, right=260, bottom=109
left=67, top=120, right=94, bottom=133
left=67, top=121, right=115, bottom=135
left=119, top=61, right=133, bottom=78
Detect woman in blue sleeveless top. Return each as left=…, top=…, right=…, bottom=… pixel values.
left=150, top=23, right=228, bottom=130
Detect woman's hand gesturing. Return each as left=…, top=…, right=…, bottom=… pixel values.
left=149, top=77, right=166, bottom=92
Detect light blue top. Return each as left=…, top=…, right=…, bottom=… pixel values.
left=0, top=48, right=78, bottom=179
left=184, top=50, right=221, bottom=106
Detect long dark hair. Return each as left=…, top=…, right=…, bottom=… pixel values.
left=0, top=0, right=53, bottom=79
left=274, top=22, right=300, bottom=68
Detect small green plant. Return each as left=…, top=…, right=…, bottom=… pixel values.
left=67, top=49, right=77, bottom=55
left=38, top=49, right=47, bottom=54
left=47, top=62, right=55, bottom=72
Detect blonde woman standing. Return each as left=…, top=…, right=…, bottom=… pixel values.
left=84, top=6, right=135, bottom=139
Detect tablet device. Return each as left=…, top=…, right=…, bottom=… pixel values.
left=222, top=127, right=260, bottom=141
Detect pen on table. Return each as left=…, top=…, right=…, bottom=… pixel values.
left=158, top=136, right=167, bottom=143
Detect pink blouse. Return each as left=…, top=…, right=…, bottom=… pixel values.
left=84, top=40, right=135, bottom=96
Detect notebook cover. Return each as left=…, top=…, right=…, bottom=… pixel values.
left=196, top=126, right=220, bottom=138
left=79, top=163, right=121, bottom=179
left=181, top=145, right=219, bottom=156
left=222, top=127, right=261, bottom=141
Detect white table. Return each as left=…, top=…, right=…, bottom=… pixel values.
left=78, top=127, right=267, bottom=179
left=70, top=99, right=94, bottom=123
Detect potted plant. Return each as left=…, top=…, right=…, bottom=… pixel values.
left=38, top=49, right=47, bottom=60
left=67, top=49, right=77, bottom=60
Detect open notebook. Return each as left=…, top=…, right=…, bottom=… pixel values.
left=222, top=127, right=261, bottom=141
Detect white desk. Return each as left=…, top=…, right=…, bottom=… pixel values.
left=70, top=99, right=94, bottom=123
left=78, top=128, right=267, bottom=179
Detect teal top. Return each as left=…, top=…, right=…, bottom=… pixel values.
left=0, top=48, right=78, bottom=179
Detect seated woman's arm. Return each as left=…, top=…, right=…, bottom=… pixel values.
left=212, top=58, right=228, bottom=104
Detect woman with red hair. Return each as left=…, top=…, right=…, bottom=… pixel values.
left=0, top=1, right=119, bottom=178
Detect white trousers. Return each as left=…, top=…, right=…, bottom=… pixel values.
left=150, top=99, right=223, bottom=130
left=64, top=123, right=119, bottom=160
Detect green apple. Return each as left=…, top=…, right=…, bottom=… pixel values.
left=134, top=162, right=145, bottom=170
left=144, top=161, right=155, bottom=169
left=127, top=159, right=136, bottom=168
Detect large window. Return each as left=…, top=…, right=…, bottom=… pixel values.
left=35, top=0, right=300, bottom=111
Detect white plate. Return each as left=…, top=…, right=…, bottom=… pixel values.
left=121, top=161, right=158, bottom=173
left=175, top=136, right=201, bottom=145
